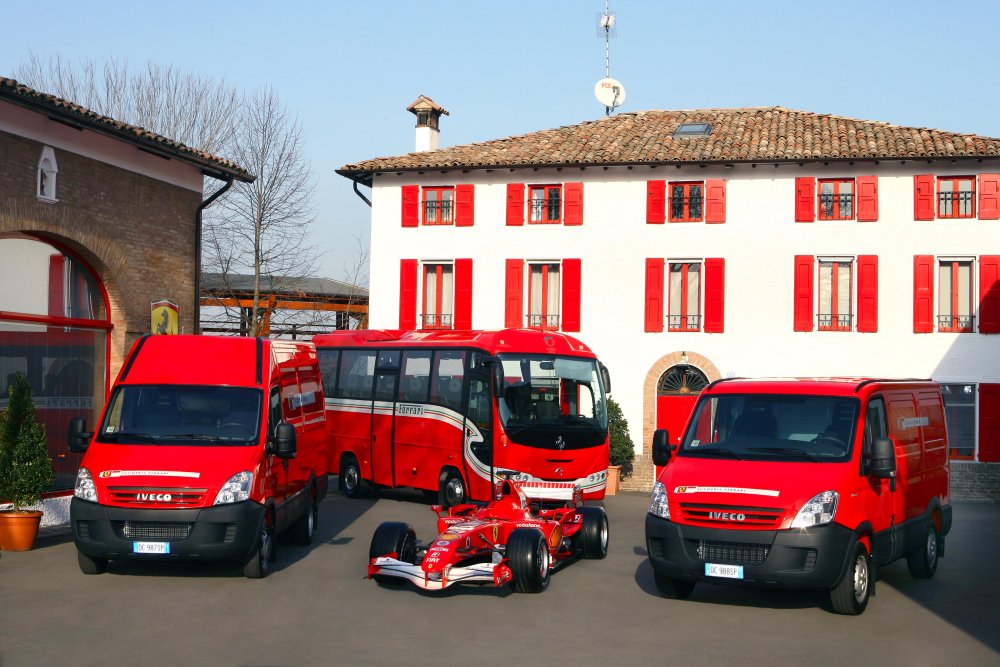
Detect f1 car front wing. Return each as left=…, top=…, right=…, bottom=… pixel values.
left=369, top=557, right=513, bottom=590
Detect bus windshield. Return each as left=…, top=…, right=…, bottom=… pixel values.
left=496, top=354, right=608, bottom=448
left=679, top=393, right=859, bottom=462
left=97, top=385, right=262, bottom=446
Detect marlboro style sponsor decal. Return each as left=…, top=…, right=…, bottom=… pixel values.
left=673, top=485, right=779, bottom=497
left=99, top=470, right=201, bottom=479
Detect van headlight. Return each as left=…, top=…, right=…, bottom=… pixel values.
left=791, top=490, right=839, bottom=528
left=648, top=481, right=670, bottom=519
left=213, top=471, right=254, bottom=505
left=74, top=467, right=98, bottom=502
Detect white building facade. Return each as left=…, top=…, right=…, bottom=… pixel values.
left=339, top=105, right=1000, bottom=486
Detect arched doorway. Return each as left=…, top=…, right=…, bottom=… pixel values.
left=0, top=233, right=111, bottom=491
left=656, top=364, right=710, bottom=446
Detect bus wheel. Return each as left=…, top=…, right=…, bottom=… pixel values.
left=341, top=455, right=369, bottom=499
left=438, top=469, right=465, bottom=508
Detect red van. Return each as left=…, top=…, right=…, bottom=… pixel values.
left=67, top=335, right=329, bottom=578
left=646, top=378, right=952, bottom=614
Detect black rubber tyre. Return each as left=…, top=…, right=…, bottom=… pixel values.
left=243, top=513, right=276, bottom=579
left=290, top=488, right=318, bottom=546
left=577, top=506, right=609, bottom=559
left=653, top=572, right=695, bottom=599
left=830, top=541, right=871, bottom=615
left=507, top=528, right=550, bottom=594
left=369, top=521, right=417, bottom=586
left=340, top=454, right=369, bottom=499
left=77, top=550, right=108, bottom=575
left=438, top=468, right=465, bottom=508
left=906, top=519, right=940, bottom=579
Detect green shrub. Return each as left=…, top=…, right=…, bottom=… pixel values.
left=0, top=373, right=54, bottom=511
left=607, top=396, right=635, bottom=479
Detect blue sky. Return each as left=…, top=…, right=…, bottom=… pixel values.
left=4, top=0, right=999, bottom=281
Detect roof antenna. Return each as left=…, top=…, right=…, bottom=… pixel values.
left=595, top=0, right=626, bottom=117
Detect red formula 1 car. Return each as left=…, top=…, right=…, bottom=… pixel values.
left=367, top=475, right=609, bottom=593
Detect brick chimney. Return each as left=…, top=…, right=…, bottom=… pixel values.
left=407, top=95, right=449, bottom=152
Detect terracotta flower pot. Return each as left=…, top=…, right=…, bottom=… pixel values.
left=606, top=465, right=621, bottom=496
left=0, top=510, right=43, bottom=551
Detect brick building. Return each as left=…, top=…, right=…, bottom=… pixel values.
left=0, top=77, right=252, bottom=492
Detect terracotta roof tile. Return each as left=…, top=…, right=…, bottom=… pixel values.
left=340, top=107, right=1000, bottom=181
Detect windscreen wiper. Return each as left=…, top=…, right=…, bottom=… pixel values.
left=101, top=431, right=161, bottom=444
left=688, top=447, right=743, bottom=460
left=160, top=433, right=238, bottom=445
left=747, top=447, right=818, bottom=462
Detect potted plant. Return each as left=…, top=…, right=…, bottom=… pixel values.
left=0, top=372, right=54, bottom=551
left=606, top=397, right=634, bottom=496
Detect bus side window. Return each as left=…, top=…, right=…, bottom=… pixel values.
left=400, top=350, right=432, bottom=403
left=338, top=350, right=376, bottom=400
left=431, top=351, right=466, bottom=411
left=317, top=348, right=339, bottom=398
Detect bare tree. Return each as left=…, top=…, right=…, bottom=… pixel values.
left=341, top=233, right=370, bottom=329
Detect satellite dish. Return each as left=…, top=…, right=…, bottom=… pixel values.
left=595, top=77, right=626, bottom=111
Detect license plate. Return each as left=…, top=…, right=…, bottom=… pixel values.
left=705, top=563, right=743, bottom=579
left=133, top=541, right=169, bottom=554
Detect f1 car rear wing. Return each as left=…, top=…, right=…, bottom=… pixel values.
left=518, top=480, right=581, bottom=504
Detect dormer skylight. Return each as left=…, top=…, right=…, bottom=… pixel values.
left=673, top=122, right=712, bottom=138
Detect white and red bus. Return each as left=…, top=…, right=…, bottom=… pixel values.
left=312, top=329, right=611, bottom=505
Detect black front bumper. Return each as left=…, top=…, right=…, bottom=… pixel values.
left=71, top=498, right=264, bottom=564
left=645, top=513, right=856, bottom=591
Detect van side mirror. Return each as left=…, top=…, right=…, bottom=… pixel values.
left=866, top=437, right=896, bottom=479
left=68, top=417, right=91, bottom=453
left=599, top=363, right=612, bottom=394
left=652, top=429, right=672, bottom=466
left=272, top=423, right=297, bottom=460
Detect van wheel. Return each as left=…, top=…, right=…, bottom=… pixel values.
left=654, top=572, right=695, bottom=599
left=508, top=528, right=550, bottom=593
left=577, top=506, right=609, bottom=559
left=77, top=550, right=107, bottom=575
left=830, top=541, right=871, bottom=615
left=369, top=522, right=417, bottom=586
left=438, top=469, right=465, bottom=508
left=907, top=520, right=939, bottom=579
left=290, top=490, right=318, bottom=546
left=340, top=455, right=369, bottom=499
left=244, top=514, right=276, bottom=579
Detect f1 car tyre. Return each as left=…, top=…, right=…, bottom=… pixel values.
left=77, top=550, right=108, bottom=575
left=370, top=522, right=417, bottom=586
left=508, top=528, right=550, bottom=594
left=244, top=512, right=276, bottom=579
left=577, top=506, right=609, bottom=559
left=830, top=541, right=871, bottom=615
left=906, top=519, right=939, bottom=579
left=341, top=454, right=369, bottom=499
left=290, top=487, right=318, bottom=546
left=654, top=573, right=695, bottom=599
left=438, top=468, right=465, bottom=508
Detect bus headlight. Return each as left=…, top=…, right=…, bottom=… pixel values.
left=648, top=481, right=670, bottom=520
left=213, top=471, right=254, bottom=505
left=74, top=467, right=97, bottom=502
left=791, top=490, right=839, bottom=528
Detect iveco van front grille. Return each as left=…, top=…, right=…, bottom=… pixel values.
left=108, top=486, right=207, bottom=507
left=679, top=502, right=784, bottom=528
left=116, top=520, right=192, bottom=542
left=695, top=539, right=769, bottom=565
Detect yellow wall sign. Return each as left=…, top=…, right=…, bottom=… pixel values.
left=151, top=300, right=179, bottom=335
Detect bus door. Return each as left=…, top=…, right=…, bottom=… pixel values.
left=463, top=350, right=494, bottom=499
left=372, top=349, right=400, bottom=487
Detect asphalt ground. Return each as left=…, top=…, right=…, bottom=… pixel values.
left=1, top=489, right=998, bottom=667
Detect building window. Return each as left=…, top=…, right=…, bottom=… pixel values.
left=529, top=185, right=562, bottom=224
left=941, top=383, right=975, bottom=459
left=938, top=259, right=974, bottom=332
left=422, top=187, right=454, bottom=225
left=938, top=177, right=976, bottom=219
left=527, top=262, right=560, bottom=329
left=668, top=262, right=701, bottom=331
left=37, top=146, right=58, bottom=203
left=818, top=259, right=853, bottom=331
left=818, top=179, right=854, bottom=220
left=422, top=263, right=454, bottom=329
left=669, top=182, right=703, bottom=222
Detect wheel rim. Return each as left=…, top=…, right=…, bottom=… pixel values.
left=343, top=463, right=359, bottom=493
left=307, top=505, right=315, bottom=537
left=853, top=553, right=869, bottom=603
left=261, top=525, right=273, bottom=573
left=926, top=526, right=938, bottom=567
left=445, top=476, right=464, bottom=505
left=537, top=539, right=549, bottom=579
left=600, top=517, right=609, bottom=551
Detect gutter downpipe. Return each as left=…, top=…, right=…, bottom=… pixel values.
left=194, top=174, right=234, bottom=334
left=351, top=176, right=372, bottom=207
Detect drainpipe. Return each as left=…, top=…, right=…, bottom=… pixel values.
left=351, top=177, right=372, bottom=207
left=194, top=175, right=234, bottom=334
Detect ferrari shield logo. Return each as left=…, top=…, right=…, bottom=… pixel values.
left=151, top=300, right=178, bottom=335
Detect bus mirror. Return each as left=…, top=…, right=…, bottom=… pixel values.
left=273, top=423, right=297, bottom=460
left=600, top=363, right=611, bottom=394
left=652, top=429, right=671, bottom=466
left=68, top=417, right=91, bottom=453
left=867, top=438, right=896, bottom=479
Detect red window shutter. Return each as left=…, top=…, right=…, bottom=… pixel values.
left=564, top=182, right=584, bottom=225
left=979, top=255, right=1000, bottom=334
left=647, top=180, right=666, bottom=224
left=979, top=384, right=1000, bottom=462
left=794, top=255, right=815, bottom=331
left=561, top=258, right=581, bottom=331
left=644, top=258, right=664, bottom=333
left=979, top=174, right=1000, bottom=220
left=454, top=258, right=473, bottom=329
left=455, top=184, right=475, bottom=227
left=914, top=175, right=935, bottom=220
left=401, top=185, right=419, bottom=227
left=795, top=178, right=815, bottom=222
left=703, top=258, right=725, bottom=332
left=857, top=255, right=879, bottom=332
left=913, top=255, right=935, bottom=333
left=504, top=259, right=524, bottom=328
left=399, top=259, right=418, bottom=329
left=856, top=176, right=879, bottom=222
left=506, top=183, right=525, bottom=226
left=705, top=180, right=727, bottom=224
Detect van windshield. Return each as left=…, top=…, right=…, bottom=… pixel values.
left=679, top=394, right=859, bottom=462
left=96, top=385, right=263, bottom=446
